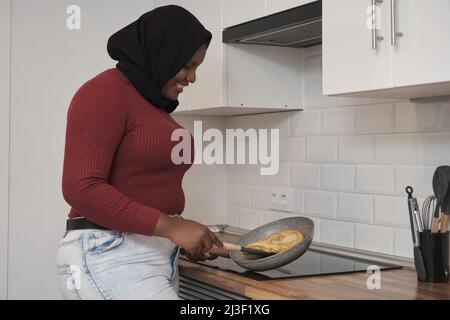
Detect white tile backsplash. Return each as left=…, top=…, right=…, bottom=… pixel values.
left=322, top=164, right=354, bottom=191
left=291, top=110, right=321, bottom=136
left=356, top=165, right=394, bottom=194
left=306, top=136, right=338, bottom=162
left=356, top=104, right=395, bottom=134
left=238, top=208, right=263, bottom=230
left=305, top=190, right=337, bottom=219
left=375, top=134, right=416, bottom=164
left=322, top=108, right=355, bottom=135
left=291, top=163, right=321, bottom=189
left=339, top=135, right=374, bottom=163
left=240, top=164, right=263, bottom=185
left=224, top=45, right=450, bottom=259
left=320, top=219, right=354, bottom=247
left=338, top=193, right=373, bottom=223
left=355, top=224, right=394, bottom=254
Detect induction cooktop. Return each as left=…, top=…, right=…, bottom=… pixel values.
left=181, top=249, right=403, bottom=281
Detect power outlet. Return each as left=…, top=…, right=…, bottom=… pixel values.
left=269, top=188, right=293, bottom=213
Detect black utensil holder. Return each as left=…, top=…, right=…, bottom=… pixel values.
left=418, top=231, right=449, bottom=283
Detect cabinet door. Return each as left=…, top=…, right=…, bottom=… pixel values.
left=393, top=0, right=450, bottom=87
left=9, top=0, right=155, bottom=300
left=322, top=0, right=392, bottom=95
left=266, top=0, right=316, bottom=15
left=222, top=0, right=266, bottom=28
left=0, top=0, right=10, bottom=301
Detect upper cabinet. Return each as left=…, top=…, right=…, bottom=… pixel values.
left=323, top=0, right=450, bottom=99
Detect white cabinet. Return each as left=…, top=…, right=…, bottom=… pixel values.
left=266, top=0, right=316, bottom=16
left=323, top=0, right=450, bottom=98
left=222, top=0, right=266, bottom=28
left=393, top=0, right=450, bottom=87
left=0, top=0, right=10, bottom=301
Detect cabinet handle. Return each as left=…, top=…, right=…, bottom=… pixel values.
left=390, top=0, right=404, bottom=46
left=372, top=0, right=384, bottom=50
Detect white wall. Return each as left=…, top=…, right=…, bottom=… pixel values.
left=0, top=0, right=11, bottom=301
left=8, top=0, right=156, bottom=300
left=226, top=45, right=450, bottom=259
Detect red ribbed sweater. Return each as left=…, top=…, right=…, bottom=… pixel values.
left=62, top=68, right=193, bottom=236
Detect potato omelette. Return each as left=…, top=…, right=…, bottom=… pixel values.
left=246, top=230, right=304, bottom=254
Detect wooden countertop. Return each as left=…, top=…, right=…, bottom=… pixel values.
left=179, top=260, right=450, bottom=300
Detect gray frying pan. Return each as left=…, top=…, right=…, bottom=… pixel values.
left=211, top=217, right=314, bottom=271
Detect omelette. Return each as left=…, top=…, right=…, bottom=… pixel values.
left=246, top=230, right=304, bottom=254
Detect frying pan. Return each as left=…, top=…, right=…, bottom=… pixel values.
left=210, top=216, right=314, bottom=271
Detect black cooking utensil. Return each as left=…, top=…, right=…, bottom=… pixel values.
left=440, top=167, right=450, bottom=233
left=432, top=166, right=450, bottom=233
left=406, top=186, right=427, bottom=281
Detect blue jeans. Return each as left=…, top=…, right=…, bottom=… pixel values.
left=56, top=229, right=181, bottom=300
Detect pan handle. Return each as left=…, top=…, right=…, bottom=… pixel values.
left=209, top=245, right=231, bottom=258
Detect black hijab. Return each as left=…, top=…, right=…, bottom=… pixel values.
left=107, top=5, right=212, bottom=113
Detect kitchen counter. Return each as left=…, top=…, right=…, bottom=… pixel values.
left=179, top=260, right=450, bottom=299
left=178, top=231, right=450, bottom=300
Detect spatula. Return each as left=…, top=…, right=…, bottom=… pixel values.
left=440, top=167, right=450, bottom=233
left=431, top=166, right=449, bottom=233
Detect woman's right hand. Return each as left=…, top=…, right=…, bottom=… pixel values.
left=154, top=214, right=223, bottom=260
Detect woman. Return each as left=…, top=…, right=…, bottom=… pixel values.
left=57, top=5, right=222, bottom=300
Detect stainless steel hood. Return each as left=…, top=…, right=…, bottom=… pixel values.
left=222, top=1, right=322, bottom=48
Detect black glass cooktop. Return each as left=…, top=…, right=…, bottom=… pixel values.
left=182, top=249, right=403, bottom=281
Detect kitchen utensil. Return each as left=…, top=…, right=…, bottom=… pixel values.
left=406, top=186, right=427, bottom=281
left=228, top=217, right=314, bottom=272
left=218, top=242, right=276, bottom=258
left=439, top=167, right=450, bottom=233
left=422, top=195, right=437, bottom=231
left=431, top=166, right=450, bottom=233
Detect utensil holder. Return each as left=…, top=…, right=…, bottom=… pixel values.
left=418, top=231, right=449, bottom=283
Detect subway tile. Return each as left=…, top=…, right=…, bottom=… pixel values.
left=250, top=187, right=272, bottom=210
left=304, top=55, right=322, bottom=83
left=226, top=164, right=240, bottom=183
left=394, top=228, right=414, bottom=259
left=335, top=96, right=373, bottom=107
left=437, top=101, right=450, bottom=131
left=356, top=104, right=395, bottom=134
left=280, top=137, right=306, bottom=162
left=226, top=206, right=240, bottom=227
left=395, top=165, right=436, bottom=197
left=304, top=81, right=336, bottom=109
left=238, top=208, right=263, bottom=230
left=291, top=110, right=321, bottom=136
left=374, top=196, right=411, bottom=228
left=320, top=219, right=354, bottom=247
left=264, top=112, right=291, bottom=137
left=262, top=211, right=293, bottom=224
left=262, top=163, right=290, bottom=187
left=240, top=164, right=263, bottom=185
left=322, top=164, right=355, bottom=191
left=306, top=136, right=338, bottom=162
left=291, top=164, right=321, bottom=189
left=354, top=224, right=394, bottom=254
left=395, top=101, right=437, bottom=133
left=338, top=193, right=373, bottom=223
left=416, top=132, right=450, bottom=164
left=322, top=107, right=355, bottom=135
left=305, top=190, right=337, bottom=219
left=356, top=165, right=394, bottom=194
left=339, top=135, right=374, bottom=163
left=228, top=184, right=251, bottom=207
left=292, top=189, right=305, bottom=213
left=375, top=134, right=416, bottom=164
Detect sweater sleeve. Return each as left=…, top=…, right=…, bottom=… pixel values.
left=62, top=77, right=161, bottom=236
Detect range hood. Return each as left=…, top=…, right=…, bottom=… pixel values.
left=222, top=0, right=322, bottom=48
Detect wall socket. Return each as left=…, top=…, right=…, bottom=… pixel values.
left=270, top=188, right=293, bottom=213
